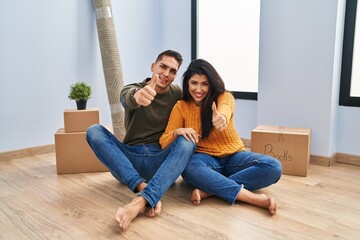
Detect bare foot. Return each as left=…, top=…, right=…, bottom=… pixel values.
left=191, top=188, right=212, bottom=205
left=237, top=189, right=277, bottom=215
left=114, top=196, right=147, bottom=231
left=145, top=200, right=162, bottom=217
left=265, top=195, right=277, bottom=215
left=252, top=194, right=277, bottom=215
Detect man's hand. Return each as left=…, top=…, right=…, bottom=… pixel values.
left=134, top=74, right=158, bottom=106
left=212, top=102, right=227, bottom=131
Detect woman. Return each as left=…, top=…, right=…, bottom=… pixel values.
left=159, top=59, right=282, bottom=214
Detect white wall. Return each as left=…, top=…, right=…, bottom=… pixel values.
left=1, top=0, right=359, bottom=157
left=159, top=0, right=192, bottom=79
left=337, top=107, right=360, bottom=155
left=258, top=0, right=341, bottom=157
left=256, top=0, right=360, bottom=157
left=0, top=0, right=162, bottom=152
left=0, top=0, right=79, bottom=152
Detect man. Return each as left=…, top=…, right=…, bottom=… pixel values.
left=86, top=50, right=196, bottom=231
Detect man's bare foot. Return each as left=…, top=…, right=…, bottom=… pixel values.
left=145, top=200, right=162, bottom=217
left=191, top=188, right=212, bottom=205
left=114, top=196, right=147, bottom=231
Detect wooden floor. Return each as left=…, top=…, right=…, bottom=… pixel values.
left=1, top=152, right=359, bottom=240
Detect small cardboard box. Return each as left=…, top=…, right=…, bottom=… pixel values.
left=251, top=125, right=311, bottom=177
left=55, top=128, right=108, bottom=174
left=64, top=108, right=99, bottom=133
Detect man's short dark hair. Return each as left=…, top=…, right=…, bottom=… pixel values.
left=155, top=50, right=183, bottom=68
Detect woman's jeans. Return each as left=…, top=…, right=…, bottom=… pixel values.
left=182, top=151, right=282, bottom=204
left=86, top=124, right=196, bottom=208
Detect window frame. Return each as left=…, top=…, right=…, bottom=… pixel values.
left=191, top=0, right=258, bottom=100
left=339, top=0, right=360, bottom=107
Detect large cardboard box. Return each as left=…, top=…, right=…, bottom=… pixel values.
left=251, top=125, right=311, bottom=177
left=64, top=108, right=99, bottom=133
left=55, top=128, right=108, bottom=174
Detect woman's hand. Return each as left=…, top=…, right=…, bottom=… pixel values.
left=212, top=102, right=227, bottom=131
left=173, top=128, right=201, bottom=143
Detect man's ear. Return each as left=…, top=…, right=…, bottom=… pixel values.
left=150, top=63, right=155, bottom=72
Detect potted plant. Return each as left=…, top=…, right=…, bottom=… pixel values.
left=68, top=81, right=92, bottom=110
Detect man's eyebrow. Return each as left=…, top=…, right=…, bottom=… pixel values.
left=160, top=63, right=178, bottom=71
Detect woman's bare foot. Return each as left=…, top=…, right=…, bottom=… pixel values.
left=251, top=193, right=277, bottom=215
left=114, top=196, right=147, bottom=231
left=145, top=200, right=162, bottom=217
left=237, top=189, right=277, bottom=215
left=265, top=195, right=277, bottom=215
left=191, top=188, right=212, bottom=205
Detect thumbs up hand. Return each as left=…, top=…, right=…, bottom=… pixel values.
left=134, top=74, right=158, bottom=106
left=212, top=102, right=227, bottom=131
left=148, top=74, right=158, bottom=89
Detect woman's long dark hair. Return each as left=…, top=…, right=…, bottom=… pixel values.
left=182, top=59, right=225, bottom=138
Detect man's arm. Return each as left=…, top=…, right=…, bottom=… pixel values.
left=120, top=75, right=158, bottom=110
left=120, top=83, right=143, bottom=110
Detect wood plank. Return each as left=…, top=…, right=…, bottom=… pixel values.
left=337, top=152, right=360, bottom=166
left=0, top=144, right=55, bottom=162
left=0, top=153, right=359, bottom=239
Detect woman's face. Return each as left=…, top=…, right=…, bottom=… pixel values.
left=188, top=74, right=209, bottom=105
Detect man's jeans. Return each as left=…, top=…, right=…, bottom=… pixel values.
left=86, top=124, right=196, bottom=208
left=182, top=151, right=282, bottom=204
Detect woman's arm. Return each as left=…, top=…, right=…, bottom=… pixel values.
left=216, top=92, right=235, bottom=127
left=159, top=103, right=185, bottom=149
left=160, top=102, right=201, bottom=149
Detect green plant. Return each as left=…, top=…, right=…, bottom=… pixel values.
left=68, top=82, right=92, bottom=102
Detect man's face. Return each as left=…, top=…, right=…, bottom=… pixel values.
left=151, top=56, right=179, bottom=90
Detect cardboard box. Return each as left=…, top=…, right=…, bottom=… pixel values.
left=64, top=108, right=99, bottom=133
left=55, top=128, right=108, bottom=174
left=251, top=125, right=311, bottom=177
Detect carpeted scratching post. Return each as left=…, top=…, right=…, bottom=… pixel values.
left=93, top=0, right=125, bottom=140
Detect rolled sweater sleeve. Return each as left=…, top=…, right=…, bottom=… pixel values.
left=217, top=92, right=235, bottom=123
left=159, top=101, right=185, bottom=149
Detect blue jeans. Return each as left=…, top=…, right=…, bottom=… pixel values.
left=86, top=124, right=196, bottom=208
left=182, top=151, right=282, bottom=204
